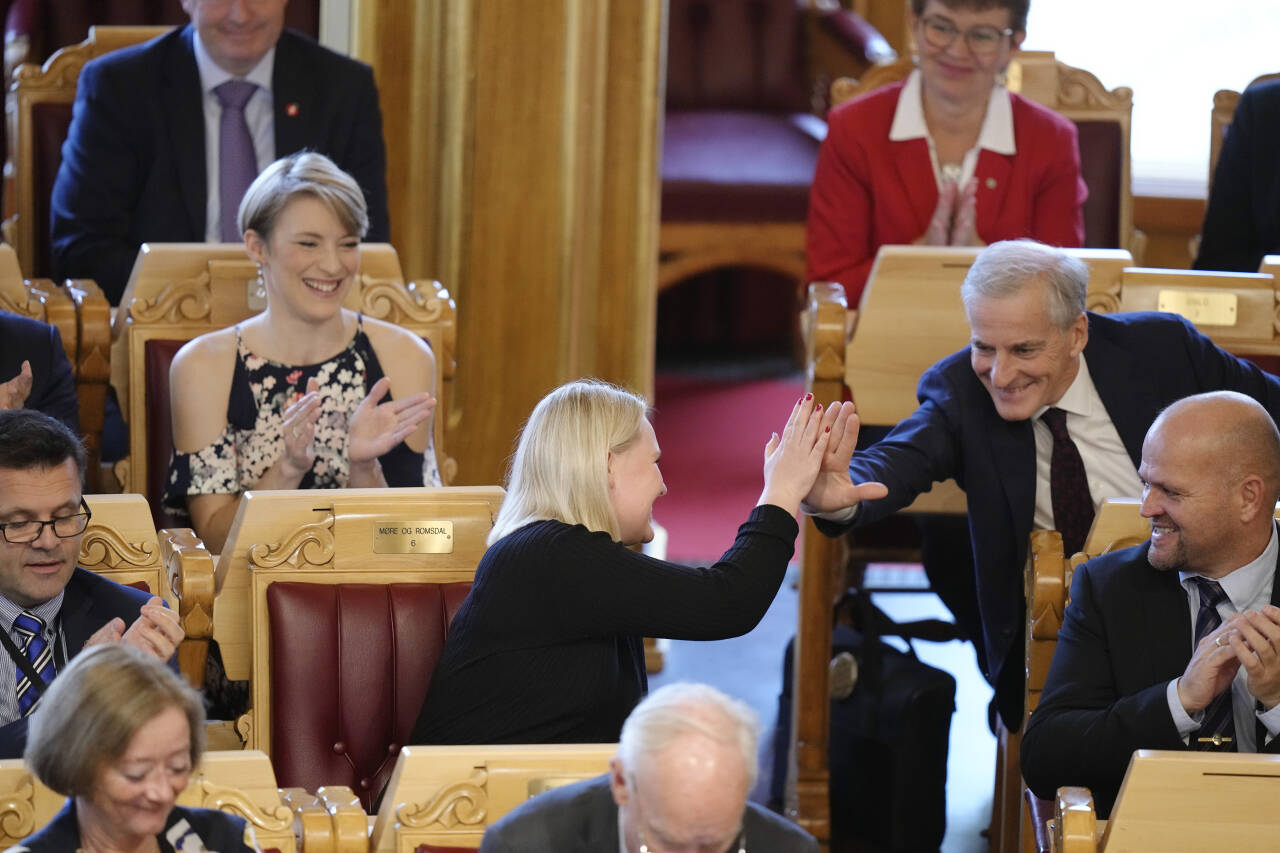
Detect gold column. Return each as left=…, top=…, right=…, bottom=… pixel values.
left=352, top=0, right=663, bottom=484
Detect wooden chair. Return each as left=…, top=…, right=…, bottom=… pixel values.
left=109, top=241, right=459, bottom=527
left=3, top=25, right=172, bottom=280
left=370, top=744, right=617, bottom=851
left=0, top=750, right=363, bottom=852
left=790, top=247, right=1134, bottom=847
left=831, top=51, right=1141, bottom=260
left=207, top=486, right=504, bottom=811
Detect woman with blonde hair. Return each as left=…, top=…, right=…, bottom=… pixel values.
left=412, top=379, right=859, bottom=745
left=166, top=152, right=439, bottom=552
left=16, top=644, right=260, bottom=852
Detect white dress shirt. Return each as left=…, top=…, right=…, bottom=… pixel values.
left=1165, top=522, right=1280, bottom=750
left=888, top=68, right=1016, bottom=189
left=1031, top=353, right=1144, bottom=532
left=191, top=31, right=276, bottom=242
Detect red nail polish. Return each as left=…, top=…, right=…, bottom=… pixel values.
left=825, top=426, right=831, bottom=433
left=805, top=393, right=813, bottom=401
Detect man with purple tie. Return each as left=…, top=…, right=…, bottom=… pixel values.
left=51, top=0, right=389, bottom=303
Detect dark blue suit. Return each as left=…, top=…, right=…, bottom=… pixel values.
left=821, top=311, right=1280, bottom=728
left=1021, top=538, right=1280, bottom=818
left=16, top=800, right=254, bottom=852
left=1195, top=79, right=1280, bottom=272
left=479, top=775, right=818, bottom=853
left=0, top=568, right=155, bottom=758
left=50, top=25, right=390, bottom=303
left=0, top=311, right=77, bottom=433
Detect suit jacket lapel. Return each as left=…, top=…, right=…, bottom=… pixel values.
left=1086, top=317, right=1161, bottom=467
left=271, top=31, right=316, bottom=159
left=891, top=139, right=939, bottom=238
left=163, top=26, right=208, bottom=239
left=58, top=569, right=97, bottom=655
left=1138, top=547, right=1193, bottom=683
left=987, top=411, right=1036, bottom=563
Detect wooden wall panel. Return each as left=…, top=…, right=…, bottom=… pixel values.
left=353, top=0, right=662, bottom=485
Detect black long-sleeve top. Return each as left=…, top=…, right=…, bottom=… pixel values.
left=411, top=504, right=797, bottom=745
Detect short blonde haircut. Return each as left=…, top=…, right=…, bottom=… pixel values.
left=238, top=151, right=369, bottom=242
left=25, top=644, right=206, bottom=797
left=488, top=379, right=649, bottom=544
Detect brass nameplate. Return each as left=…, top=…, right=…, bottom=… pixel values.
left=372, top=520, right=454, bottom=554
left=1157, top=290, right=1237, bottom=326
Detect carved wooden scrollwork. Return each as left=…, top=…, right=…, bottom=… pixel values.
left=80, top=523, right=157, bottom=569
left=359, top=275, right=447, bottom=324
left=1056, top=63, right=1132, bottom=111
left=199, top=780, right=293, bottom=832
left=234, top=712, right=253, bottom=746
left=1085, top=280, right=1122, bottom=315
left=0, top=291, right=35, bottom=319
left=247, top=511, right=336, bottom=569
left=0, top=779, right=35, bottom=840
left=129, top=272, right=213, bottom=323
left=396, top=769, right=488, bottom=828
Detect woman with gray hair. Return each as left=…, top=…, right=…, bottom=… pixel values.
left=14, top=644, right=260, bottom=852
left=413, top=379, right=859, bottom=747
left=165, top=151, right=439, bottom=553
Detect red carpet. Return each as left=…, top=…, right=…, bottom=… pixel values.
left=651, top=372, right=805, bottom=563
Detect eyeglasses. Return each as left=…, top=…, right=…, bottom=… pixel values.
left=919, top=14, right=1014, bottom=57
left=0, top=499, right=92, bottom=544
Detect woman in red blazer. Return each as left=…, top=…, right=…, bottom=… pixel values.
left=806, top=0, right=1086, bottom=304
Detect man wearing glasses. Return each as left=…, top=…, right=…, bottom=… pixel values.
left=479, top=683, right=817, bottom=853
left=0, top=410, right=183, bottom=757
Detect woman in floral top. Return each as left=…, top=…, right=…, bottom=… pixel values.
left=166, top=153, right=439, bottom=552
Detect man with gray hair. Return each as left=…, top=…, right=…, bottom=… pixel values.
left=479, top=682, right=818, bottom=852
left=1022, top=392, right=1280, bottom=817
left=803, top=239, right=1280, bottom=731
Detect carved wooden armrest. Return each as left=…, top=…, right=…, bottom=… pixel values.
left=22, top=278, right=78, bottom=359
left=804, top=281, right=849, bottom=405
left=159, top=527, right=216, bottom=689
left=65, top=279, right=113, bottom=492
left=316, top=786, right=370, bottom=853
left=279, top=788, right=331, bottom=851
left=1052, top=786, right=1097, bottom=853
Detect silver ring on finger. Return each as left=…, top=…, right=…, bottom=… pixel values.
left=1215, top=635, right=1224, bottom=648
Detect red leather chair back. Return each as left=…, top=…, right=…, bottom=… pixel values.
left=1075, top=119, right=1122, bottom=249
left=30, top=102, right=72, bottom=279
left=665, top=0, right=809, bottom=112
left=267, top=581, right=472, bottom=811
left=144, top=338, right=184, bottom=529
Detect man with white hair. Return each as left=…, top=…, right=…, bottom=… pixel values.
left=479, top=682, right=817, bottom=852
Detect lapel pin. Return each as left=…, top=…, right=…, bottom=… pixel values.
left=985, top=177, right=997, bottom=189
left=286, top=102, right=300, bottom=117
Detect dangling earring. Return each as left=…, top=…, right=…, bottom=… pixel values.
left=254, top=264, right=266, bottom=300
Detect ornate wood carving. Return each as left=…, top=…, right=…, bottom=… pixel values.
left=247, top=511, right=337, bottom=569
left=0, top=778, right=34, bottom=840
left=359, top=275, right=448, bottom=324
left=198, top=780, right=293, bottom=832
left=1055, top=62, right=1132, bottom=111
left=128, top=272, right=213, bottom=323
left=396, top=769, right=488, bottom=829
left=234, top=712, right=253, bottom=746
left=80, top=522, right=157, bottom=569
left=0, top=290, right=37, bottom=318
left=1086, top=280, right=1122, bottom=315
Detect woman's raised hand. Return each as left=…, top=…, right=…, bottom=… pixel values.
left=799, top=399, right=888, bottom=515
left=279, top=377, right=322, bottom=479
left=348, top=377, right=436, bottom=466
left=757, top=394, right=834, bottom=518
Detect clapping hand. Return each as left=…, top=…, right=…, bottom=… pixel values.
left=1177, top=616, right=1244, bottom=714
left=918, top=178, right=981, bottom=246
left=1230, top=605, right=1280, bottom=710
left=279, top=377, right=323, bottom=478
left=348, top=377, right=436, bottom=465
left=0, top=360, right=33, bottom=410
left=86, top=596, right=184, bottom=661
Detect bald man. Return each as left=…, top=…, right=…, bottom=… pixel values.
left=1022, top=391, right=1280, bottom=818
left=478, top=682, right=817, bottom=853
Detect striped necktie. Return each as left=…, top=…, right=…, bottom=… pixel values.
left=14, top=612, right=55, bottom=717
left=1188, top=577, right=1236, bottom=751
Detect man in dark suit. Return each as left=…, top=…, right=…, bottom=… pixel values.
left=1195, top=78, right=1280, bottom=273
left=50, top=0, right=389, bottom=303
left=0, top=312, right=77, bottom=433
left=804, top=239, right=1280, bottom=731
left=479, top=683, right=817, bottom=853
left=0, top=410, right=184, bottom=757
left=1021, top=392, right=1280, bottom=818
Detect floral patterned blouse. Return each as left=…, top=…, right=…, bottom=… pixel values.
left=163, top=316, right=440, bottom=522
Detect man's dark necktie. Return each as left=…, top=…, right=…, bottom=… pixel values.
left=14, top=612, right=55, bottom=717
left=215, top=79, right=259, bottom=243
left=1042, top=407, right=1094, bottom=556
left=1189, top=577, right=1236, bottom=751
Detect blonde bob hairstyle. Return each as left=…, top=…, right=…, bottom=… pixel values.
left=487, top=378, right=650, bottom=545
left=25, top=644, right=206, bottom=797
left=237, top=150, right=369, bottom=243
